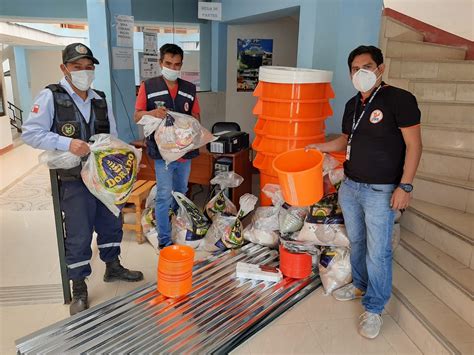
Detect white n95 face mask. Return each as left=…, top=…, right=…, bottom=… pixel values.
left=161, top=66, right=180, bottom=82
left=69, top=70, right=95, bottom=91
left=352, top=68, right=380, bottom=93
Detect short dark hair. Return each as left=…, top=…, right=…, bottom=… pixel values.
left=347, top=45, right=384, bottom=71
left=159, top=43, right=184, bottom=61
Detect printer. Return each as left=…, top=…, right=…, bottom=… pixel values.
left=208, top=131, right=250, bottom=154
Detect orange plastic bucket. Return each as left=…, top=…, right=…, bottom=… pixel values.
left=253, top=81, right=335, bottom=100
left=279, top=245, right=312, bottom=279
left=254, top=116, right=325, bottom=138
left=157, top=245, right=194, bottom=298
left=272, top=149, right=324, bottom=207
left=253, top=98, right=333, bottom=119
left=252, top=134, right=325, bottom=155
left=158, top=274, right=193, bottom=298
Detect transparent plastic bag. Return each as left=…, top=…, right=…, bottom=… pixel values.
left=81, top=134, right=141, bottom=216
left=319, top=246, right=352, bottom=295
left=297, top=193, right=349, bottom=247
left=141, top=207, right=156, bottom=237
left=171, top=191, right=210, bottom=249
left=200, top=193, right=258, bottom=252
left=279, top=204, right=308, bottom=235
left=145, top=185, right=156, bottom=209
left=136, top=114, right=161, bottom=138
left=392, top=222, right=401, bottom=251
left=38, top=150, right=81, bottom=170
left=205, top=172, right=243, bottom=219
left=155, top=112, right=216, bottom=164
left=243, top=206, right=280, bottom=248
left=279, top=235, right=321, bottom=257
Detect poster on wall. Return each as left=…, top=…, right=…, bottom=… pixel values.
left=143, top=32, right=157, bottom=55
left=139, top=52, right=160, bottom=81
left=115, top=15, right=134, bottom=48
left=237, top=38, right=273, bottom=92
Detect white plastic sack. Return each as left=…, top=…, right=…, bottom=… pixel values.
left=38, top=150, right=81, bottom=170
left=319, top=246, right=352, bottom=295
left=81, top=134, right=141, bottom=216
left=279, top=204, right=308, bottom=235
left=138, top=112, right=216, bottom=164
left=171, top=191, right=210, bottom=249
left=145, top=185, right=156, bottom=209
left=297, top=193, right=349, bottom=247
left=243, top=206, right=280, bottom=248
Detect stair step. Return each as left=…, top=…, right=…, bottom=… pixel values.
left=384, top=16, right=424, bottom=42
left=416, top=172, right=474, bottom=190
left=388, top=261, right=474, bottom=353
left=410, top=80, right=474, bottom=103
left=421, top=123, right=474, bottom=152
left=401, top=199, right=473, bottom=269
left=394, top=228, right=474, bottom=326
left=389, top=59, right=474, bottom=81
left=386, top=39, right=466, bottom=61
left=418, top=101, right=474, bottom=125
left=419, top=148, right=474, bottom=181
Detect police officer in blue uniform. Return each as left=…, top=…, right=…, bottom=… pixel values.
left=22, top=43, right=143, bottom=315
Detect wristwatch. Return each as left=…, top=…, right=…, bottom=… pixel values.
left=398, top=183, right=413, bottom=193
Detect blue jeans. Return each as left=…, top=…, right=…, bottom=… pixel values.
left=154, top=159, right=192, bottom=246
left=338, top=178, right=396, bottom=314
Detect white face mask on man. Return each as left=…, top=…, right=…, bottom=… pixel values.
left=352, top=68, right=381, bottom=93
left=67, top=69, right=95, bottom=91
left=161, top=66, right=180, bottom=82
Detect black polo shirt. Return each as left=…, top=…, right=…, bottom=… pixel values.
left=341, top=82, right=420, bottom=184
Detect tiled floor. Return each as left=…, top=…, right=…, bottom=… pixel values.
left=0, top=144, right=422, bottom=354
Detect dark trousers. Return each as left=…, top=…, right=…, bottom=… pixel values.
left=60, top=180, right=122, bottom=280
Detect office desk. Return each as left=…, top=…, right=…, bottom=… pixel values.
left=131, top=140, right=252, bottom=207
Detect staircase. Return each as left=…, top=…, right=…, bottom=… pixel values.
left=379, top=16, right=474, bottom=354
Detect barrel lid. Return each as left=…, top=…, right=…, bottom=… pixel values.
left=259, top=66, right=333, bottom=84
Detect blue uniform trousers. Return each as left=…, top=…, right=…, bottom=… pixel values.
left=60, top=180, right=122, bottom=280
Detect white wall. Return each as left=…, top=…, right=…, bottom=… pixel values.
left=225, top=17, right=299, bottom=140
left=384, top=0, right=474, bottom=40
left=27, top=49, right=63, bottom=99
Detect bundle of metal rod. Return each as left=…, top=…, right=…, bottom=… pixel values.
left=16, top=243, right=321, bottom=354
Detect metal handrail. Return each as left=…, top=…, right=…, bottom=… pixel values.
left=7, top=101, right=23, bottom=133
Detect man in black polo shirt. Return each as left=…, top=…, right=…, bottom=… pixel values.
left=307, top=45, right=422, bottom=339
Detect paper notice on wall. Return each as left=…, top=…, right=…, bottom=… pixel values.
left=115, top=15, right=134, bottom=47
left=198, top=2, right=222, bottom=21
left=143, top=32, right=157, bottom=55
left=112, top=47, right=133, bottom=70
left=139, top=53, right=159, bottom=80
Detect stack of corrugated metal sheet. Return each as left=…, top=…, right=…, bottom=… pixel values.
left=16, top=243, right=321, bottom=354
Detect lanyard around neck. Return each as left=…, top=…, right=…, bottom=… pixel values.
left=348, top=84, right=382, bottom=144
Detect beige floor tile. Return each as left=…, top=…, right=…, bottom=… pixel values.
left=229, top=341, right=251, bottom=355
left=309, top=316, right=395, bottom=354
left=273, top=302, right=308, bottom=325
left=245, top=322, right=324, bottom=354
left=381, top=315, right=422, bottom=354
left=457, top=341, right=474, bottom=354
left=299, top=287, right=365, bottom=323
left=0, top=144, right=42, bottom=190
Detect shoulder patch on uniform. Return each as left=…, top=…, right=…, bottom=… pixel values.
left=369, top=109, right=383, bottom=124
left=61, top=123, right=76, bottom=137
left=184, top=102, right=190, bottom=112
left=31, top=104, right=40, bottom=113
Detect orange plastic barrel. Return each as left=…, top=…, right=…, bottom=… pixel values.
left=279, top=245, right=312, bottom=279
left=253, top=98, right=333, bottom=119
left=157, top=245, right=195, bottom=298
left=272, top=149, right=324, bottom=207
left=254, top=116, right=325, bottom=137
left=253, top=80, right=335, bottom=100
left=259, top=172, right=280, bottom=206
left=252, top=134, right=325, bottom=155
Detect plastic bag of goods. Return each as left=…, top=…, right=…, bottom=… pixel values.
left=141, top=206, right=158, bottom=246
left=322, top=154, right=344, bottom=195
left=297, top=193, right=349, bottom=248
left=137, top=112, right=216, bottom=164
left=243, top=207, right=280, bottom=248
left=145, top=185, right=156, bottom=209
left=205, top=172, right=243, bottom=219
left=81, top=134, right=141, bottom=216
left=39, top=150, right=82, bottom=170
left=319, top=246, right=352, bottom=295
left=171, top=191, right=211, bottom=249
left=200, top=193, right=258, bottom=252
left=280, top=235, right=321, bottom=265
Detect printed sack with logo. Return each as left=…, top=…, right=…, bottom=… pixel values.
left=81, top=134, right=141, bottom=216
